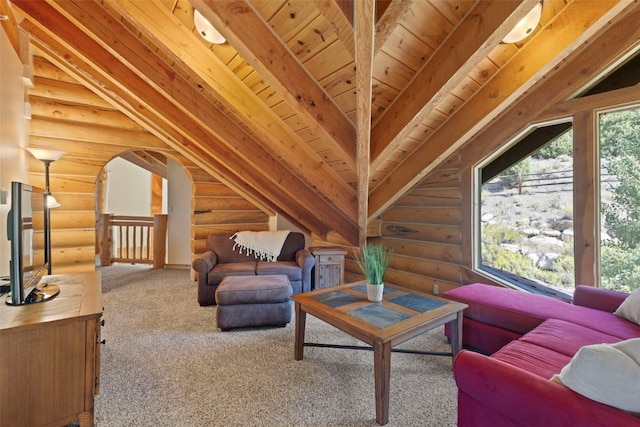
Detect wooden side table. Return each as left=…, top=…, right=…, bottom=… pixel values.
left=310, top=246, right=347, bottom=290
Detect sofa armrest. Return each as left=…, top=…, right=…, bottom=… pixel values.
left=454, top=350, right=640, bottom=427
left=295, top=249, right=315, bottom=293
left=192, top=251, right=217, bottom=284
left=573, top=284, right=629, bottom=313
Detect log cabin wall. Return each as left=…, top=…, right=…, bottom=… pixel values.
left=27, top=55, right=268, bottom=273
left=374, top=155, right=462, bottom=294
left=191, top=176, right=270, bottom=254
left=335, top=155, right=462, bottom=294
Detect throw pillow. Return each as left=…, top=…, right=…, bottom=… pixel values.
left=551, top=338, right=640, bottom=415
left=614, top=288, right=640, bottom=325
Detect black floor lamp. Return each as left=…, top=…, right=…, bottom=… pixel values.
left=26, top=148, right=64, bottom=275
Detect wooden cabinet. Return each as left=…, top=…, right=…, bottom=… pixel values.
left=0, top=272, right=102, bottom=427
left=310, top=247, right=347, bottom=290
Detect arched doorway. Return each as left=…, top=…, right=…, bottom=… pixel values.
left=95, top=150, right=192, bottom=268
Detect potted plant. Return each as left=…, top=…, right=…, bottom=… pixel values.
left=355, top=243, right=392, bottom=302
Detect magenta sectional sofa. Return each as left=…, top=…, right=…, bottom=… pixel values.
left=444, top=283, right=640, bottom=427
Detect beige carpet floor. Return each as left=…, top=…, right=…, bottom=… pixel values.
left=94, top=265, right=457, bottom=426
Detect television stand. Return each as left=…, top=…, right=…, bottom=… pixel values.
left=0, top=272, right=102, bottom=427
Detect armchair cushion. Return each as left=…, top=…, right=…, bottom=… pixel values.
left=256, top=260, right=302, bottom=281
left=209, top=262, right=258, bottom=284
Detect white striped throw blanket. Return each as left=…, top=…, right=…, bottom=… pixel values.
left=230, top=230, right=291, bottom=262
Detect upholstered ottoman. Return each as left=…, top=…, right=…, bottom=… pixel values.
left=215, top=274, right=292, bottom=331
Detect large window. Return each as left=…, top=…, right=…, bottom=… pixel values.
left=473, top=48, right=640, bottom=297
left=475, top=106, right=640, bottom=297
left=477, top=124, right=574, bottom=299
left=599, top=106, right=640, bottom=293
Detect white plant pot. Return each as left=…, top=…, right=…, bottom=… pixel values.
left=367, top=283, right=384, bottom=302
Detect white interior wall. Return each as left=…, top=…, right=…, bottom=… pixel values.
left=104, top=157, right=151, bottom=215
left=167, top=159, right=190, bottom=266
left=0, top=29, right=29, bottom=277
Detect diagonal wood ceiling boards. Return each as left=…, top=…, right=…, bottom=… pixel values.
left=10, top=0, right=637, bottom=245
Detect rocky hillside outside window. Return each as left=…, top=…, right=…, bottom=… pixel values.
left=476, top=123, right=575, bottom=300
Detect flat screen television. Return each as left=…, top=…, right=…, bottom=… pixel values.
left=5, top=181, right=59, bottom=306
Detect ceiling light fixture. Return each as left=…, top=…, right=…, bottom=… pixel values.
left=194, top=9, right=226, bottom=45
left=503, top=2, right=543, bottom=44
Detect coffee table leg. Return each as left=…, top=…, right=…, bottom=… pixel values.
left=294, top=302, right=306, bottom=360
left=373, top=340, right=391, bottom=425
left=450, top=311, right=463, bottom=358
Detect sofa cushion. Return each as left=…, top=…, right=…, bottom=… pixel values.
left=615, top=288, right=640, bottom=326
left=520, top=319, right=622, bottom=357
left=256, top=261, right=302, bottom=281
left=208, top=262, right=257, bottom=285
left=551, top=338, right=640, bottom=415
left=445, top=283, right=640, bottom=340
left=492, top=339, right=571, bottom=379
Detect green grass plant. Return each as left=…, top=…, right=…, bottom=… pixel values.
left=355, top=244, right=392, bottom=285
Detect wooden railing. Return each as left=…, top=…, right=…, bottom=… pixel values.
left=97, top=214, right=168, bottom=269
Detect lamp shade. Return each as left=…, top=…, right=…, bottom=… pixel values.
left=503, top=3, right=543, bottom=44
left=194, top=9, right=226, bottom=44
left=26, top=147, right=65, bottom=162
left=47, top=195, right=61, bottom=209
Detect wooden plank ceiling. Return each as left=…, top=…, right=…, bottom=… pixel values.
left=8, top=0, right=637, bottom=245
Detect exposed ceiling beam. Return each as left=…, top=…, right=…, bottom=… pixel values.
left=368, top=0, right=632, bottom=220
left=108, top=0, right=357, bottom=223
left=50, top=0, right=353, bottom=241
left=370, top=0, right=536, bottom=171
left=191, top=0, right=357, bottom=169
left=15, top=0, right=357, bottom=241
left=355, top=0, right=375, bottom=246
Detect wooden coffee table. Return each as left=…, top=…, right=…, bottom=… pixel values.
left=291, top=281, right=467, bottom=425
